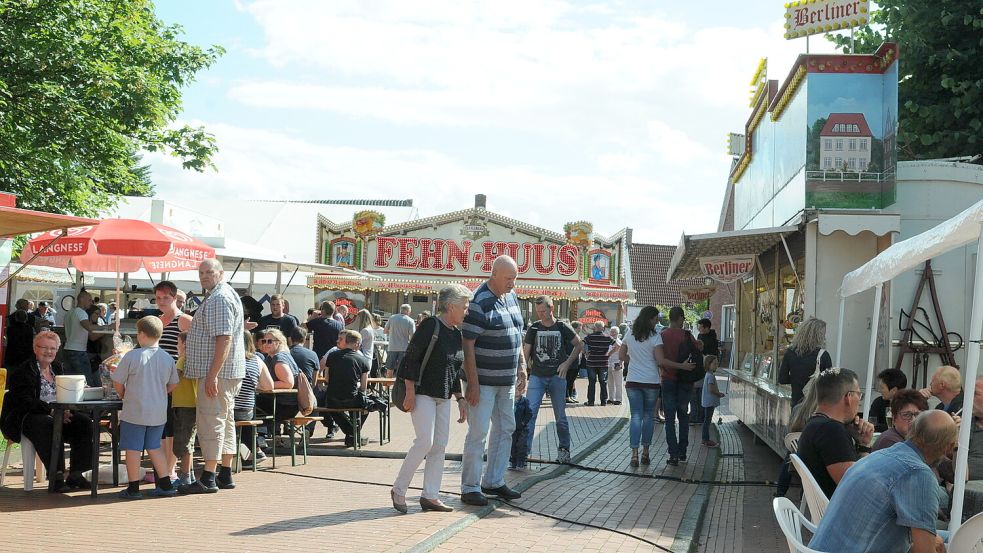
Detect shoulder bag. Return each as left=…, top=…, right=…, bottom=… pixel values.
left=392, top=321, right=440, bottom=413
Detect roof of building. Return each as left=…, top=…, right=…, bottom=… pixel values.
left=819, top=113, right=872, bottom=137
left=628, top=243, right=706, bottom=307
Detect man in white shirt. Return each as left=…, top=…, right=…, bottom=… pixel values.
left=63, top=291, right=107, bottom=386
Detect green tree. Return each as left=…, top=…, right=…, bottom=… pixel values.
left=828, top=1, right=983, bottom=160
left=0, top=0, right=223, bottom=217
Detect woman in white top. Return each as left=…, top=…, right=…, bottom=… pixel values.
left=606, top=327, right=624, bottom=405
left=619, top=306, right=662, bottom=467
left=352, top=309, right=376, bottom=359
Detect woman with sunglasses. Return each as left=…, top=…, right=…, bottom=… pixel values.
left=872, top=389, right=929, bottom=451
left=253, top=328, right=301, bottom=443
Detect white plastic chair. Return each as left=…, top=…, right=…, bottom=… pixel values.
left=0, top=436, right=46, bottom=490
left=789, top=453, right=829, bottom=526
left=784, top=432, right=802, bottom=454
left=950, top=511, right=983, bottom=553
left=773, top=497, right=825, bottom=553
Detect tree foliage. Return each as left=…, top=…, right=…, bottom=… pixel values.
left=828, top=1, right=983, bottom=160
left=0, top=0, right=223, bottom=217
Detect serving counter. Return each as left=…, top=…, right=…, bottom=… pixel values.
left=725, top=368, right=792, bottom=456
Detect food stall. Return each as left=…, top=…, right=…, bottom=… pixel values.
left=309, top=195, right=636, bottom=324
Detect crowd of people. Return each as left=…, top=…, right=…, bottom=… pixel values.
left=771, top=315, right=981, bottom=552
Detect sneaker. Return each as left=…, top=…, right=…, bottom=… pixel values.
left=174, top=474, right=194, bottom=488
left=679, top=454, right=688, bottom=462
left=509, top=460, right=527, bottom=470
left=118, top=489, right=144, bottom=500
left=702, top=440, right=718, bottom=447
left=565, top=397, right=578, bottom=404
left=178, top=480, right=219, bottom=495
left=481, top=485, right=521, bottom=500
left=216, top=475, right=236, bottom=490
left=557, top=448, right=571, bottom=464
left=667, top=457, right=679, bottom=466
left=148, top=487, right=178, bottom=498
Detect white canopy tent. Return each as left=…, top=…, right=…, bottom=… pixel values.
left=837, top=197, right=983, bottom=534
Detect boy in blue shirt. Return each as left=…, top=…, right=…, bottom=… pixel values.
left=113, top=316, right=180, bottom=498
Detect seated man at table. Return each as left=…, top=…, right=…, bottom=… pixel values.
left=797, top=367, right=874, bottom=499
left=920, top=365, right=964, bottom=415
left=0, top=330, right=93, bottom=491
left=323, top=330, right=371, bottom=447
left=811, top=410, right=955, bottom=553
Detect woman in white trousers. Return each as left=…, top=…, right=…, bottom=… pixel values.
left=607, top=327, right=625, bottom=405
left=391, top=284, right=471, bottom=513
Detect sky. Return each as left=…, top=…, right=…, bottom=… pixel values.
left=147, top=0, right=840, bottom=245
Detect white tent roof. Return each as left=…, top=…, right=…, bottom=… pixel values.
left=840, top=198, right=983, bottom=298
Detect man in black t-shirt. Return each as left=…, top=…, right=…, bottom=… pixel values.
left=797, top=368, right=874, bottom=499
left=257, top=294, right=299, bottom=338
left=324, top=330, right=370, bottom=447
left=306, top=301, right=344, bottom=359
left=520, top=296, right=582, bottom=466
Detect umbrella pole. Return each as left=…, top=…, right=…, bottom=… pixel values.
left=862, top=283, right=882, bottom=419
left=949, top=226, right=983, bottom=534
left=835, top=297, right=845, bottom=366
left=115, top=258, right=121, bottom=335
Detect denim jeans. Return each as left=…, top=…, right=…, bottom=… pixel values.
left=626, top=386, right=660, bottom=448
left=63, top=349, right=98, bottom=387
left=461, top=384, right=515, bottom=494
left=524, top=375, right=570, bottom=454
left=586, top=366, right=608, bottom=405
left=662, top=379, right=693, bottom=458
left=702, top=406, right=716, bottom=442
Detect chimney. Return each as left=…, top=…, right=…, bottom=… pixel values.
left=474, top=194, right=487, bottom=209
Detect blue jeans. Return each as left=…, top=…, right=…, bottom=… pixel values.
left=702, top=406, right=716, bottom=442
left=461, top=384, right=516, bottom=494
left=586, top=366, right=608, bottom=405
left=662, top=380, right=693, bottom=458
left=524, top=375, right=571, bottom=454
left=627, top=386, right=660, bottom=448
left=63, top=349, right=98, bottom=387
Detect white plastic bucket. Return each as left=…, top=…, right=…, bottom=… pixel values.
left=55, top=375, right=86, bottom=403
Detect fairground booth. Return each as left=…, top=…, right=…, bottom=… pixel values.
left=308, top=195, right=636, bottom=325
left=669, top=29, right=983, bottom=455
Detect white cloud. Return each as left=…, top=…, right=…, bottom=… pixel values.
left=145, top=122, right=720, bottom=243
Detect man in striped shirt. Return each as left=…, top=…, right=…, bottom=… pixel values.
left=460, top=255, right=528, bottom=506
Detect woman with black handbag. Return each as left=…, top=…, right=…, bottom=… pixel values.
left=391, top=284, right=471, bottom=514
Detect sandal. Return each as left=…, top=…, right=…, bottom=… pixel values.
left=630, top=451, right=640, bottom=468
left=640, top=452, right=651, bottom=465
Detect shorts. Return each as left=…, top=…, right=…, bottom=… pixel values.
left=386, top=350, right=406, bottom=371
left=120, top=421, right=165, bottom=452
left=163, top=396, right=175, bottom=438
left=171, top=407, right=198, bottom=457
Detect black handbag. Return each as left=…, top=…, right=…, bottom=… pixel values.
left=392, top=323, right=440, bottom=412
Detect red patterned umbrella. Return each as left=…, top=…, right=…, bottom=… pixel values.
left=23, top=219, right=214, bottom=273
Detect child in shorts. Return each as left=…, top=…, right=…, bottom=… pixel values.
left=112, top=316, right=180, bottom=498
left=701, top=355, right=725, bottom=448
left=171, top=331, right=198, bottom=486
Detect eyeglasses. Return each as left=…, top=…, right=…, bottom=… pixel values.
left=846, top=390, right=865, bottom=400
left=897, top=410, right=922, bottom=421
left=36, top=346, right=59, bottom=352
left=258, top=339, right=279, bottom=344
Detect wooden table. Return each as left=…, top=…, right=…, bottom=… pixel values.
left=49, top=400, right=121, bottom=497
left=256, top=389, right=297, bottom=469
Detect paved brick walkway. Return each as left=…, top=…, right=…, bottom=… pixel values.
left=0, top=381, right=786, bottom=552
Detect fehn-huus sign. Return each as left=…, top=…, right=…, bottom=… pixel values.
left=700, top=256, right=754, bottom=284
left=784, top=0, right=869, bottom=39
left=370, top=235, right=581, bottom=280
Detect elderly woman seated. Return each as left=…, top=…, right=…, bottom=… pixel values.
left=872, top=388, right=930, bottom=451
left=0, top=330, right=94, bottom=491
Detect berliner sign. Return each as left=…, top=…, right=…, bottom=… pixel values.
left=700, top=256, right=754, bottom=284
left=784, top=0, right=869, bottom=40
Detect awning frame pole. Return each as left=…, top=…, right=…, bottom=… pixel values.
left=275, top=262, right=282, bottom=294
left=284, top=266, right=300, bottom=290
left=949, top=225, right=983, bottom=535
left=780, top=234, right=800, bottom=288
left=835, top=297, right=846, bottom=366
left=862, top=283, right=883, bottom=419
left=0, top=229, right=68, bottom=288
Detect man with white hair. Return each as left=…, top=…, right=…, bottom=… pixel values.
left=180, top=258, right=246, bottom=494
left=920, top=365, right=964, bottom=415
left=384, top=304, right=415, bottom=377
left=460, top=255, right=527, bottom=506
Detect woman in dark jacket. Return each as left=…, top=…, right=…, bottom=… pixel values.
left=391, top=284, right=470, bottom=514
left=777, top=318, right=832, bottom=406
left=0, top=330, right=93, bottom=491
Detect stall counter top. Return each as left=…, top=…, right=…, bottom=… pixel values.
left=724, top=368, right=792, bottom=400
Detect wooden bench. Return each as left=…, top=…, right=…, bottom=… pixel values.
left=284, top=416, right=324, bottom=466
left=234, top=420, right=264, bottom=473
left=312, top=408, right=370, bottom=451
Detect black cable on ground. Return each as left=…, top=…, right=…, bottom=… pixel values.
left=270, top=469, right=673, bottom=552
left=526, top=458, right=778, bottom=487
